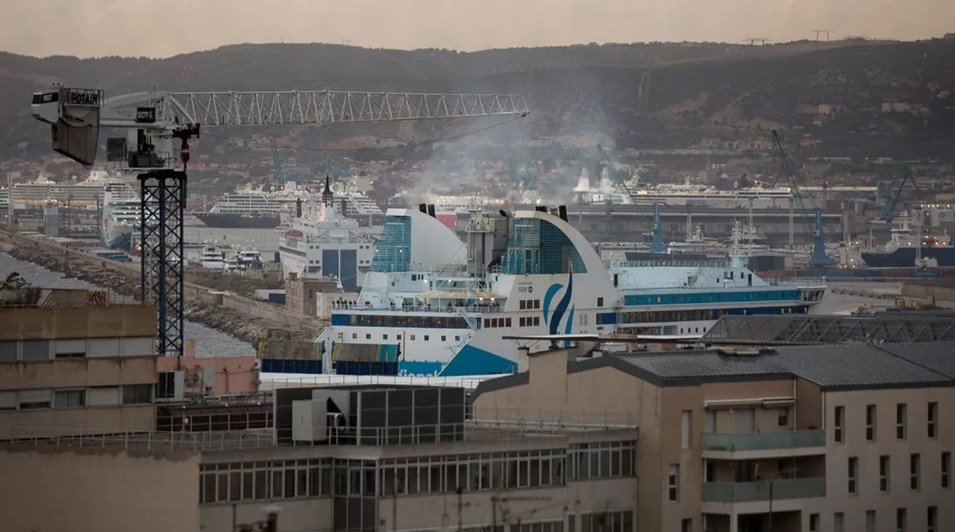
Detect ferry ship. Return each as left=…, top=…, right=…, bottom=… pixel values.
left=277, top=179, right=376, bottom=291
left=316, top=205, right=826, bottom=377
left=625, top=179, right=794, bottom=209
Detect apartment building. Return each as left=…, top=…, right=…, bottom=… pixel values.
left=472, top=342, right=955, bottom=532
left=0, top=288, right=158, bottom=437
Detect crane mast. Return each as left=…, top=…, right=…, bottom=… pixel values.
left=770, top=129, right=834, bottom=267
left=31, top=86, right=529, bottom=356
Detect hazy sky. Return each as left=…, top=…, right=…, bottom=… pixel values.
left=2, top=0, right=951, bottom=58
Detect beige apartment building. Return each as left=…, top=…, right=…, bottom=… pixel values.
left=0, top=288, right=158, bottom=436
left=473, top=342, right=955, bottom=532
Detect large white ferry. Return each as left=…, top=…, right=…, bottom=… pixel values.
left=278, top=179, right=376, bottom=291
left=316, top=206, right=826, bottom=377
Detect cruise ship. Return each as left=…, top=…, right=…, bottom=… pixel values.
left=316, top=205, right=826, bottom=377
left=625, top=179, right=794, bottom=209
left=277, top=179, right=376, bottom=291
left=100, top=179, right=144, bottom=249
left=195, top=180, right=383, bottom=229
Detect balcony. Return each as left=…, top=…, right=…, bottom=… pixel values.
left=701, top=430, right=825, bottom=459
left=702, top=477, right=826, bottom=505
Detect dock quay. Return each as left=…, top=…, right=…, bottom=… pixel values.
left=0, top=230, right=324, bottom=345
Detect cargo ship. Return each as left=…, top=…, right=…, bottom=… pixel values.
left=861, top=216, right=955, bottom=268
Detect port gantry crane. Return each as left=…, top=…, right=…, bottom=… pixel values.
left=32, top=87, right=529, bottom=355
left=770, top=129, right=834, bottom=268
left=879, top=166, right=915, bottom=223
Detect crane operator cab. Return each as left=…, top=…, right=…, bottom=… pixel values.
left=31, top=87, right=102, bottom=166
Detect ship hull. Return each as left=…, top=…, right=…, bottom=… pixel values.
left=194, top=212, right=280, bottom=229
left=862, top=247, right=955, bottom=268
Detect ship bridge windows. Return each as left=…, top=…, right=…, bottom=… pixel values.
left=501, top=218, right=586, bottom=275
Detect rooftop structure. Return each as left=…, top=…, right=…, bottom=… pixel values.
left=702, top=314, right=955, bottom=345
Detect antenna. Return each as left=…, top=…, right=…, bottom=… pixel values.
left=812, top=29, right=833, bottom=41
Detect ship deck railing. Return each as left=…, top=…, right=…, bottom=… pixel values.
left=610, top=259, right=732, bottom=269
left=331, top=302, right=502, bottom=314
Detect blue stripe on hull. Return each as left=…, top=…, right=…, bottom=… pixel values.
left=439, top=345, right=517, bottom=377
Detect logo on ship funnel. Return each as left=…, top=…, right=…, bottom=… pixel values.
left=542, top=274, right=575, bottom=336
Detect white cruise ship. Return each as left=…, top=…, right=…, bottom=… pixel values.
left=625, top=179, right=794, bottom=209
left=278, top=178, right=376, bottom=291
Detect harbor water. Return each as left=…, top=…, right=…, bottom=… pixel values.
left=0, top=251, right=255, bottom=357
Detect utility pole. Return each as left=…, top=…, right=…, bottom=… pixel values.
left=768, top=479, right=774, bottom=532
left=491, top=495, right=498, bottom=532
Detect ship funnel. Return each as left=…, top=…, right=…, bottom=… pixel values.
left=427, top=204, right=436, bottom=218
left=295, top=198, right=303, bottom=218
left=535, top=206, right=547, bottom=213
left=418, top=203, right=427, bottom=214
left=558, top=205, right=568, bottom=222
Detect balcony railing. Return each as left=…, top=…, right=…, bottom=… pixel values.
left=702, top=430, right=825, bottom=453
left=702, top=477, right=826, bottom=503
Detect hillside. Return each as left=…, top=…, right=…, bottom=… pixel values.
left=2, top=39, right=954, bottom=166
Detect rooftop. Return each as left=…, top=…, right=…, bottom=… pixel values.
left=477, top=341, right=955, bottom=395
left=701, top=314, right=955, bottom=345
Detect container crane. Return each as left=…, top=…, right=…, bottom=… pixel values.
left=770, top=129, right=834, bottom=267
left=32, top=87, right=529, bottom=355
left=879, top=167, right=914, bottom=223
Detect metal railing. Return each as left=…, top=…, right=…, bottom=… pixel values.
left=701, top=430, right=826, bottom=453
left=0, top=425, right=275, bottom=452
left=701, top=477, right=826, bottom=503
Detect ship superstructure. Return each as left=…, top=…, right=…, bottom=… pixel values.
left=278, top=178, right=376, bottom=291
left=317, top=206, right=826, bottom=377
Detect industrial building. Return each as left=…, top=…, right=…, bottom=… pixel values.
left=473, top=342, right=955, bottom=532
left=0, top=288, right=159, bottom=437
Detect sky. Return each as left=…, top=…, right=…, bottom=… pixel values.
left=1, top=0, right=951, bottom=58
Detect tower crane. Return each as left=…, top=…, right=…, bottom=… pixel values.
left=31, top=87, right=529, bottom=355
left=770, top=129, right=834, bottom=267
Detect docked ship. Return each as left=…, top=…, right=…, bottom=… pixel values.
left=861, top=215, right=955, bottom=268
left=625, top=179, right=794, bottom=209
left=100, top=179, right=144, bottom=249
left=278, top=179, right=375, bottom=291
left=198, top=242, right=227, bottom=270
left=195, top=179, right=383, bottom=229
left=315, top=205, right=826, bottom=377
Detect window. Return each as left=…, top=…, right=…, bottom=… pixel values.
left=865, top=404, right=876, bottom=441
left=848, top=457, right=858, bottom=494
left=896, top=508, right=906, bottom=532
left=597, top=297, right=604, bottom=307
left=423, top=335, right=429, bottom=341
left=927, top=402, right=938, bottom=439
left=0, top=340, right=16, bottom=363
left=667, top=464, right=679, bottom=501
left=865, top=511, right=876, bottom=532
left=928, top=506, right=937, bottom=532
left=122, top=384, right=152, bottom=405
left=777, top=408, right=788, bottom=427
left=834, top=406, right=844, bottom=443
left=681, top=411, right=691, bottom=450
left=809, top=514, right=819, bottom=532
left=910, top=454, right=920, bottom=490
left=54, top=390, right=86, bottom=408
left=896, top=404, right=907, bottom=440
left=18, top=389, right=51, bottom=409
left=834, top=512, right=844, bottom=532
left=681, top=518, right=691, bottom=532
left=943, top=452, right=951, bottom=488
left=158, top=372, right=177, bottom=399
left=880, top=456, right=890, bottom=492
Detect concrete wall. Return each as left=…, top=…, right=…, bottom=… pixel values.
left=0, top=304, right=156, bottom=341
left=0, top=446, right=200, bottom=532
left=158, top=341, right=258, bottom=395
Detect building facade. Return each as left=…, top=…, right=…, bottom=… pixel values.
left=472, top=343, right=955, bottom=532
left=0, top=289, right=158, bottom=437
